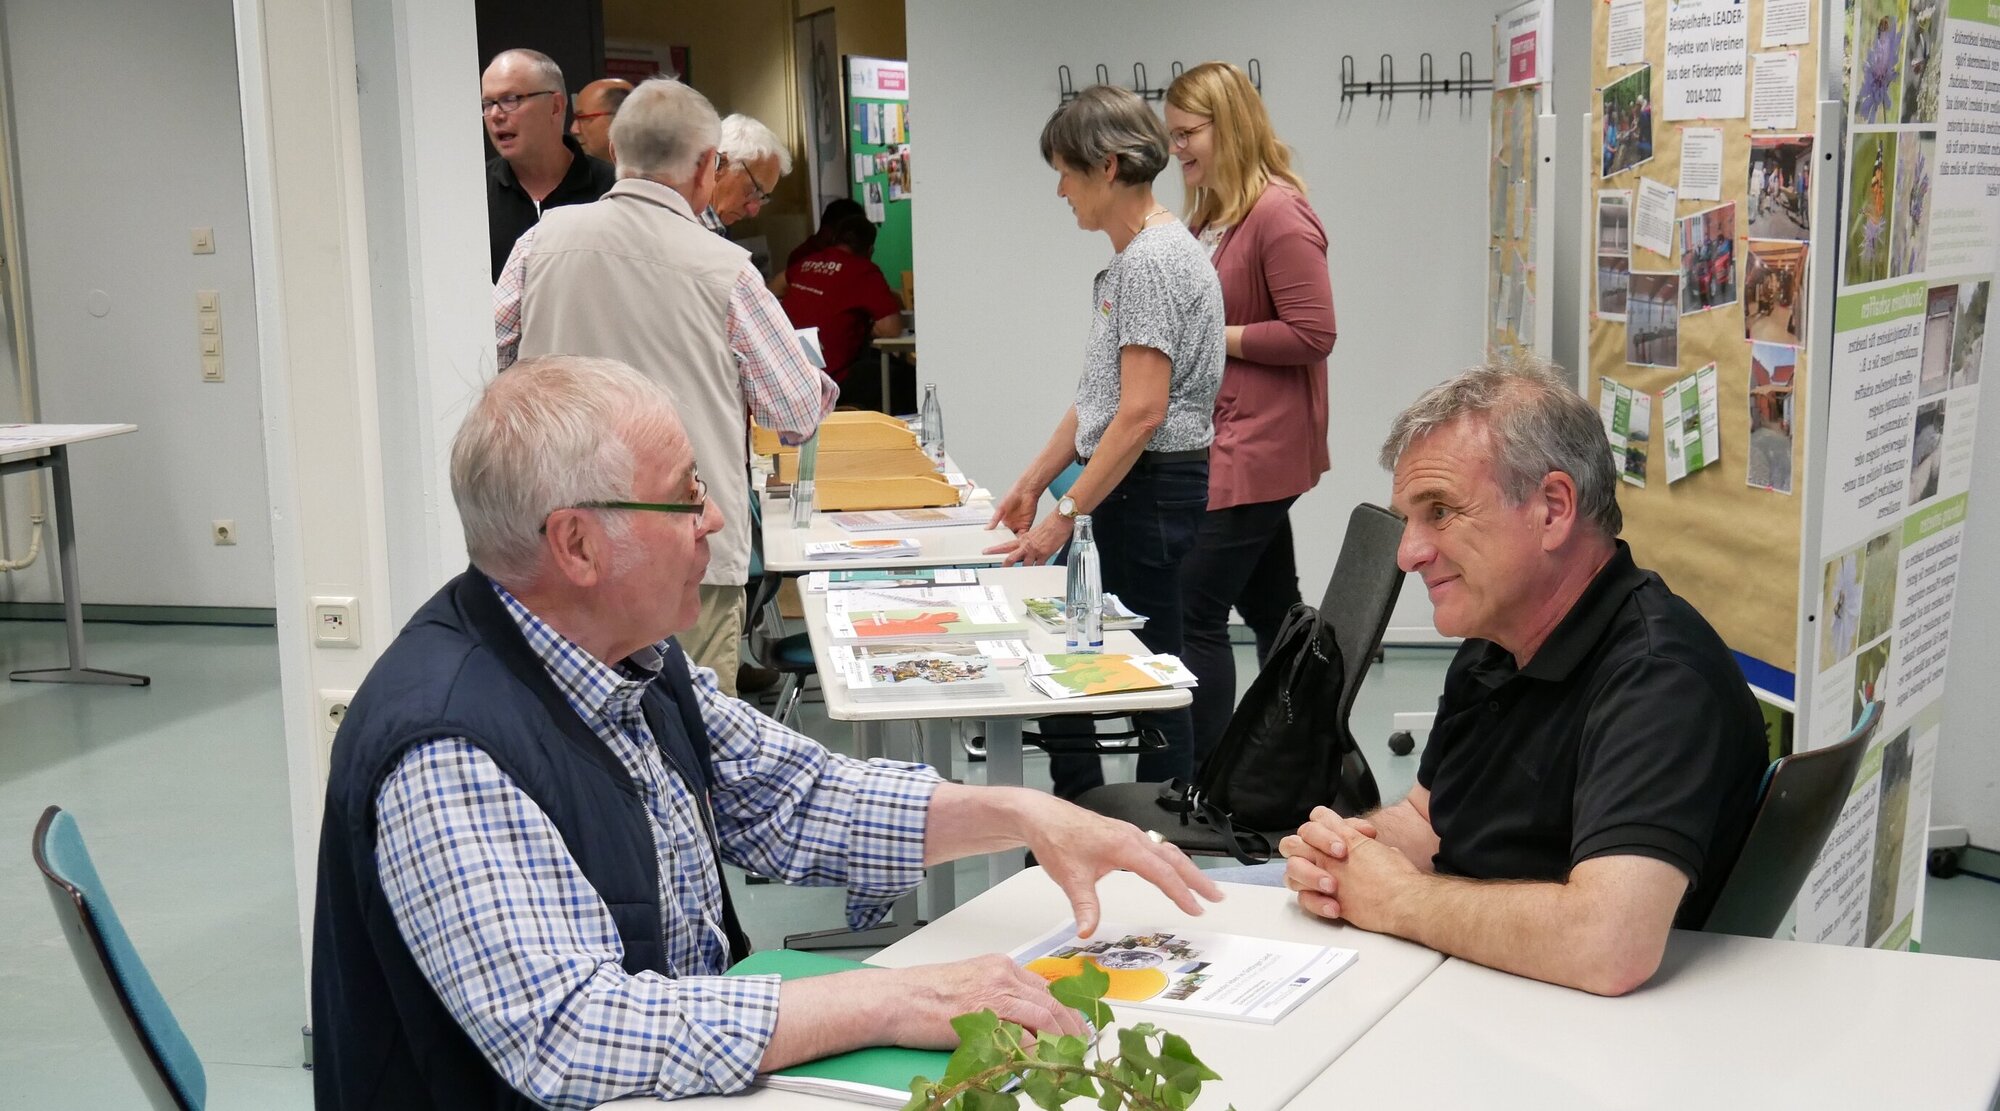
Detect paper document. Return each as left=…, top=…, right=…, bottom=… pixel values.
left=804, top=537, right=921, bottom=561
left=805, top=567, right=979, bottom=592
left=830, top=506, right=991, bottom=531
left=1012, top=920, right=1358, bottom=1025
left=725, top=950, right=951, bottom=1107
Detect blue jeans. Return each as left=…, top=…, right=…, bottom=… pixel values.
left=1046, top=458, right=1208, bottom=799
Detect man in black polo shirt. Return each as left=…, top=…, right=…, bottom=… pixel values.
left=1279, top=356, right=1765, bottom=996
left=482, top=48, right=616, bottom=280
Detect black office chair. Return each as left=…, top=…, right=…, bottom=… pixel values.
left=1701, top=699, right=1883, bottom=938
left=33, top=806, right=206, bottom=1110
left=1070, top=502, right=1407, bottom=856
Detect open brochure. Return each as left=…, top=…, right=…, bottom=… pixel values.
left=825, top=585, right=1031, bottom=643
left=828, top=644, right=1007, bottom=700
left=830, top=506, right=992, bottom=531
left=804, top=537, right=922, bottom=561
left=1026, top=653, right=1198, bottom=699
left=1011, top=920, right=1357, bottom=1025
left=1021, top=593, right=1148, bottom=631
left=805, top=567, right=980, bottom=593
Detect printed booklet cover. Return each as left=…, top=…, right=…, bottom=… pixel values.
left=804, top=537, right=922, bottom=560
left=827, top=644, right=1007, bottom=700
left=804, top=567, right=980, bottom=592
left=825, top=586, right=1030, bottom=643
left=1026, top=653, right=1198, bottom=699
left=1021, top=593, right=1148, bottom=631
left=1010, top=921, right=1358, bottom=1025
left=830, top=506, right=992, bottom=531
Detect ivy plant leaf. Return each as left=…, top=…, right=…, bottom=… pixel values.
left=961, top=1087, right=1020, bottom=1111
left=942, top=1011, right=1008, bottom=1086
left=901, top=1076, right=936, bottom=1111
left=1059, top=1068, right=1100, bottom=1101
left=1047, top=967, right=1113, bottom=1030
left=1052, top=1034, right=1089, bottom=1066
left=1157, top=1031, right=1222, bottom=1089
left=1115, top=1027, right=1162, bottom=1076
left=1019, top=1066, right=1066, bottom=1111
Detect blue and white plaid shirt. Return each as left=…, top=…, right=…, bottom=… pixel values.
left=373, top=579, right=941, bottom=1108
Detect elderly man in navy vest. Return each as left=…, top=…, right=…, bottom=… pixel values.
left=311, top=355, right=1223, bottom=1110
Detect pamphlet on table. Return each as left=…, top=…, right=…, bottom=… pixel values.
left=1021, top=593, right=1148, bottom=631
left=804, top=567, right=980, bottom=592
left=1026, top=653, right=1197, bottom=699
left=1012, top=920, right=1357, bottom=1025
left=827, top=644, right=1008, bottom=700
left=824, top=586, right=1031, bottom=643
left=804, top=537, right=922, bottom=561
left=830, top=506, right=992, bottom=531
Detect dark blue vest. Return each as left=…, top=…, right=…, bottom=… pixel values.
left=311, top=570, right=750, bottom=1110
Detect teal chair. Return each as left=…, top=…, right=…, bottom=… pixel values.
left=1700, top=699, right=1883, bottom=938
left=32, top=806, right=205, bottom=1110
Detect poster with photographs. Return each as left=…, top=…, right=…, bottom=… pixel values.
left=1745, top=239, right=1808, bottom=343
left=1799, top=0, right=2000, bottom=954
left=1488, top=57, right=1541, bottom=358
left=1748, top=342, right=1798, bottom=493
left=1601, top=65, right=1655, bottom=177
left=1749, top=135, right=1814, bottom=239
left=1627, top=270, right=1680, bottom=367
left=1678, top=203, right=1738, bottom=313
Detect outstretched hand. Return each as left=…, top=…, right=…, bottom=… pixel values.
left=1018, top=796, right=1224, bottom=937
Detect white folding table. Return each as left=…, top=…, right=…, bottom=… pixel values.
left=0, top=423, right=148, bottom=686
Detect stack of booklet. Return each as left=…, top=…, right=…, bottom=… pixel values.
left=724, top=950, right=952, bottom=1107
left=824, top=585, right=1031, bottom=643
left=1026, top=652, right=1198, bottom=699
left=804, top=537, right=922, bottom=561
left=805, top=567, right=979, bottom=592
left=829, top=506, right=991, bottom=531
left=826, top=642, right=1015, bottom=700
left=1021, top=593, right=1148, bottom=632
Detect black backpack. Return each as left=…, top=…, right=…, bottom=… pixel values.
left=1165, top=600, right=1382, bottom=863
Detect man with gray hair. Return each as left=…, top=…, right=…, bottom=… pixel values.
left=1273, top=355, right=1765, bottom=996
left=704, top=113, right=793, bottom=232
left=483, top=48, right=616, bottom=280
left=495, top=77, right=833, bottom=696
left=311, top=355, right=1222, bottom=1109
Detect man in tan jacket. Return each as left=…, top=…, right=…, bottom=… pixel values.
left=496, top=77, right=836, bottom=696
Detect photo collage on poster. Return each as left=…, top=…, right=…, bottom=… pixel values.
left=1592, top=0, right=1814, bottom=490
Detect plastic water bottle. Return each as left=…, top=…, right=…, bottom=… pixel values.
left=1064, top=515, right=1104, bottom=653
left=919, top=383, right=945, bottom=462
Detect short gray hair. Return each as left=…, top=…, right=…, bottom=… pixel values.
left=451, top=355, right=679, bottom=583
left=488, top=48, right=564, bottom=96
left=719, top=113, right=793, bottom=175
left=1039, top=85, right=1170, bottom=184
left=612, top=77, right=721, bottom=182
left=1380, top=353, right=1623, bottom=537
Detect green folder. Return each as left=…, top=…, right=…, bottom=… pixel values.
left=726, top=949, right=951, bottom=1107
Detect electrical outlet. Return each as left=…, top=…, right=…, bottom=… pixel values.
left=191, top=226, right=215, bottom=254
left=212, top=519, right=237, bottom=545
left=318, top=689, right=356, bottom=736
left=312, top=595, right=360, bottom=649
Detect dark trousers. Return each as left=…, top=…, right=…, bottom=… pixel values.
left=1046, top=459, right=1208, bottom=799
left=834, top=354, right=915, bottom=415
left=1180, top=496, right=1304, bottom=769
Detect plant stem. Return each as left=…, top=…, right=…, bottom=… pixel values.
left=921, top=1060, right=1176, bottom=1111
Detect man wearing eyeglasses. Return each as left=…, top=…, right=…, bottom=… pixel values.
left=312, top=354, right=1224, bottom=1110
left=570, top=77, right=632, bottom=163
left=704, top=113, right=790, bottom=233
left=483, top=49, right=616, bottom=281
left=496, top=77, right=834, bottom=697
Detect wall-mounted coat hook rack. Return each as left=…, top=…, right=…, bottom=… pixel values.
left=1339, top=50, right=1490, bottom=100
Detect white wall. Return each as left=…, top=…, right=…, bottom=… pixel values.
left=0, top=0, right=273, bottom=608
left=908, top=0, right=1523, bottom=639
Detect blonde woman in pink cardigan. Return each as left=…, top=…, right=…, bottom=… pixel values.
left=1165, top=62, right=1337, bottom=766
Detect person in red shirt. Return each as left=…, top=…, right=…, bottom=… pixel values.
left=779, top=214, right=907, bottom=410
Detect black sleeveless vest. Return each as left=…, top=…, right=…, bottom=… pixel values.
left=311, top=569, right=750, bottom=1110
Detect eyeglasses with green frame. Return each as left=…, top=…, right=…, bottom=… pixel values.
left=540, top=474, right=709, bottom=534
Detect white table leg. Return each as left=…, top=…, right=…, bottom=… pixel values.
left=8, top=446, right=149, bottom=687
left=984, top=718, right=1026, bottom=887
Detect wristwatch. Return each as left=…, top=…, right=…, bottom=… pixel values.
left=1056, top=495, right=1080, bottom=520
